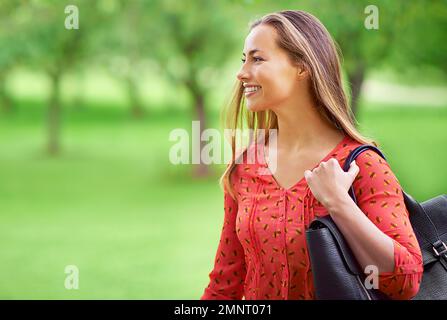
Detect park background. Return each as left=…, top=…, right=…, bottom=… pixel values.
left=0, top=0, right=446, bottom=299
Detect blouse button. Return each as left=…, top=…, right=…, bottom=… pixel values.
left=279, top=216, right=284, bottom=222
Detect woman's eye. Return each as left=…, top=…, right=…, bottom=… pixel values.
left=241, top=57, right=263, bottom=63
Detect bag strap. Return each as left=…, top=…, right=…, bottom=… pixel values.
left=343, top=144, right=442, bottom=248
left=343, top=145, right=386, bottom=203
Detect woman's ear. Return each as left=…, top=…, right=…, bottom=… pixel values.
left=296, top=63, right=309, bottom=80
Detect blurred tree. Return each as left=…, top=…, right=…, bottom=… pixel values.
left=297, top=0, right=402, bottom=116
left=23, top=0, right=102, bottom=155
left=386, top=0, right=447, bottom=75
left=146, top=0, right=243, bottom=177
left=0, top=1, right=31, bottom=113
left=118, top=0, right=146, bottom=118
left=96, top=0, right=153, bottom=118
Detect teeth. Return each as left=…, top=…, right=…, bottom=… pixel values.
left=245, top=86, right=260, bottom=93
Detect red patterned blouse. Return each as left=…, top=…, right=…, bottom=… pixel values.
left=201, top=134, right=424, bottom=300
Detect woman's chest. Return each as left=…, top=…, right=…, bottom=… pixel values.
left=234, top=183, right=329, bottom=250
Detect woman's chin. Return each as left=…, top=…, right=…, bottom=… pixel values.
left=246, top=102, right=265, bottom=112
left=246, top=104, right=255, bottom=112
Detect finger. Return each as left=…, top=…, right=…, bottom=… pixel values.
left=348, top=160, right=360, bottom=177
left=304, top=170, right=312, bottom=180
left=330, top=158, right=340, bottom=167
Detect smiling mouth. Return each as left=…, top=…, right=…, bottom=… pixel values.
left=244, top=86, right=261, bottom=97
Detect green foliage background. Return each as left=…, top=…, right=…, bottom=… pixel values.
left=0, top=0, right=446, bottom=298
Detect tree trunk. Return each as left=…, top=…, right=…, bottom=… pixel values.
left=47, top=72, right=61, bottom=155
left=193, top=91, right=209, bottom=178
left=348, top=64, right=366, bottom=118
left=127, top=76, right=144, bottom=118
left=73, top=70, right=86, bottom=110
left=0, top=72, right=12, bottom=113
left=0, top=88, right=12, bottom=113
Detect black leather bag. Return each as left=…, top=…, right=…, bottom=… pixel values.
left=305, top=144, right=447, bottom=300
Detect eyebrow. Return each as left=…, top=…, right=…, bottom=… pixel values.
left=242, top=49, right=262, bottom=56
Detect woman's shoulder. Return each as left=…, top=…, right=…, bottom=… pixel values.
left=334, top=135, right=378, bottom=162
left=340, top=136, right=388, bottom=167
left=343, top=139, right=403, bottom=191
left=325, top=135, right=360, bottom=166
left=333, top=136, right=396, bottom=178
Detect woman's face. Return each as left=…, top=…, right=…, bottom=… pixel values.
left=237, top=24, right=301, bottom=112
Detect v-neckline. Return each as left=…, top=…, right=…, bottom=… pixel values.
left=261, top=134, right=349, bottom=192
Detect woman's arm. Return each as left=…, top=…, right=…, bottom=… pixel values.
left=201, top=190, right=247, bottom=300
left=328, top=195, right=395, bottom=273
left=325, top=151, right=423, bottom=300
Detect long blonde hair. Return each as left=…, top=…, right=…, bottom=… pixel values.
left=221, top=10, right=377, bottom=199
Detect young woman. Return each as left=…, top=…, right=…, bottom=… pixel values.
left=201, top=10, right=423, bottom=300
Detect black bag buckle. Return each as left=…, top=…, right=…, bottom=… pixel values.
left=432, top=240, right=447, bottom=257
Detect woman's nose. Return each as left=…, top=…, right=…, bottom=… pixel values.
left=236, top=64, right=250, bottom=82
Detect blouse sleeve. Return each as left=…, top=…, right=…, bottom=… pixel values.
left=200, top=184, right=247, bottom=299
left=352, top=150, right=424, bottom=300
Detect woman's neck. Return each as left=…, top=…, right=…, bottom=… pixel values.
left=272, top=101, right=343, bottom=153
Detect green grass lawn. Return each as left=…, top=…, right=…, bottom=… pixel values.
left=0, top=100, right=446, bottom=299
